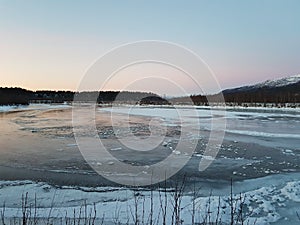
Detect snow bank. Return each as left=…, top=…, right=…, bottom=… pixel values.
left=1, top=176, right=300, bottom=224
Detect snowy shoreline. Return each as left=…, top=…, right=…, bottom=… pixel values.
left=1, top=172, right=300, bottom=224
left=1, top=103, right=300, bottom=113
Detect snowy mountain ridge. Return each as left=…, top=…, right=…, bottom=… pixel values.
left=224, top=74, right=300, bottom=93
left=253, top=74, right=300, bottom=89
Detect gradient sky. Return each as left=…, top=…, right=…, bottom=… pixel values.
left=1, top=0, right=300, bottom=94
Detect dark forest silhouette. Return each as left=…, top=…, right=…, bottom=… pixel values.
left=0, top=88, right=160, bottom=106
left=1, top=79, right=299, bottom=106
left=172, top=80, right=300, bottom=106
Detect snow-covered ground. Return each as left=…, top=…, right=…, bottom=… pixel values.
left=0, top=103, right=71, bottom=112
left=0, top=105, right=27, bottom=112
left=1, top=173, right=300, bottom=224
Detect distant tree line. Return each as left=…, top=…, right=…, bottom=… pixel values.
left=139, top=96, right=170, bottom=105
left=221, top=83, right=300, bottom=104
left=172, top=81, right=300, bottom=105
left=0, top=88, right=32, bottom=105
left=1, top=81, right=299, bottom=106
left=0, top=88, right=160, bottom=106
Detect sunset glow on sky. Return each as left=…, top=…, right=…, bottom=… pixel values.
left=1, top=0, right=300, bottom=95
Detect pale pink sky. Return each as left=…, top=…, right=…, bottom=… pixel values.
left=1, top=1, right=299, bottom=95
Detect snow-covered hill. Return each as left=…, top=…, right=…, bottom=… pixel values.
left=224, top=74, right=300, bottom=93
left=253, top=74, right=300, bottom=88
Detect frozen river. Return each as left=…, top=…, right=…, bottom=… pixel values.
left=0, top=104, right=299, bottom=224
